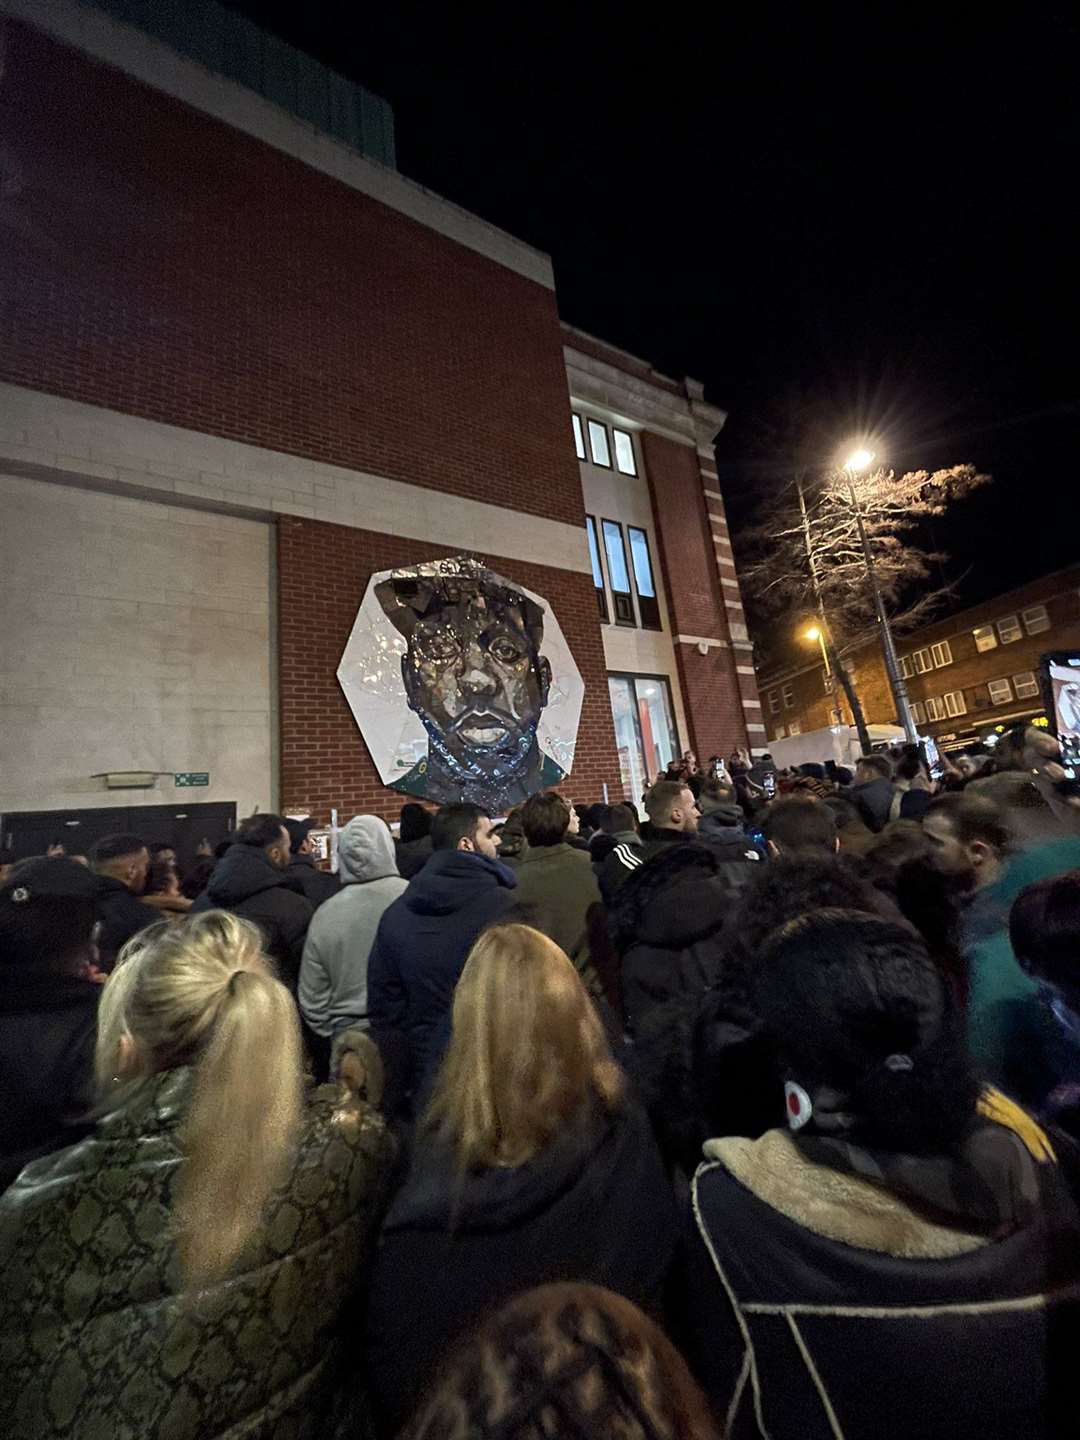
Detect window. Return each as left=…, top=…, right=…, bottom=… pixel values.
left=931, top=641, right=953, bottom=668
left=911, top=701, right=926, bottom=725
left=788, top=719, right=802, bottom=736
left=587, top=419, right=611, bottom=468
left=585, top=516, right=607, bottom=622
left=613, top=428, right=637, bottom=476
left=1022, top=604, right=1050, bottom=635
left=900, top=655, right=914, bottom=679
left=924, top=696, right=945, bottom=721
left=601, top=520, right=634, bottom=625
left=944, top=690, right=967, bottom=717
left=973, top=624, right=998, bottom=653
left=782, top=683, right=795, bottom=709
left=1013, top=671, right=1040, bottom=699
left=571, top=413, right=586, bottom=461
left=913, top=649, right=933, bottom=674
left=768, top=690, right=781, bottom=715
left=627, top=526, right=661, bottom=630
left=775, top=724, right=787, bottom=739
left=608, top=674, right=680, bottom=799
left=987, top=678, right=1013, bottom=705
left=996, top=614, right=1022, bottom=644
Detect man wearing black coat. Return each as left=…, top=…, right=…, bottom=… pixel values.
left=284, top=816, right=340, bottom=909
left=191, top=814, right=313, bottom=989
left=89, top=833, right=158, bottom=967
left=597, top=780, right=700, bottom=899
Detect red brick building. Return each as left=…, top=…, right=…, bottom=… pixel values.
left=758, top=566, right=1080, bottom=751
left=0, top=0, right=759, bottom=843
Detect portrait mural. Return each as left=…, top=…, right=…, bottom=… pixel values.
left=337, top=555, right=584, bottom=811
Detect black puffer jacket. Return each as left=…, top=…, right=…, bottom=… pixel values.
left=93, top=875, right=158, bottom=967
left=192, top=846, right=313, bottom=988
left=286, top=854, right=340, bottom=909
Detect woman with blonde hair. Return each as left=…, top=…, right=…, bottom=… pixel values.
left=0, top=910, right=396, bottom=1439
left=365, top=923, right=675, bottom=1433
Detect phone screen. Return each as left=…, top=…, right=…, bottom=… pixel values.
left=1047, top=656, right=1080, bottom=778
left=762, top=772, right=777, bottom=798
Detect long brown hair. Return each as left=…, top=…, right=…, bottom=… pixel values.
left=95, top=911, right=303, bottom=1288
left=423, top=923, right=624, bottom=1171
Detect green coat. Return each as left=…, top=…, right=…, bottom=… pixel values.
left=0, top=1068, right=395, bottom=1439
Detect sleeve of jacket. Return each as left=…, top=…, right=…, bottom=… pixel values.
left=298, top=922, right=332, bottom=1035
left=598, top=845, right=642, bottom=906
left=367, top=910, right=406, bottom=1030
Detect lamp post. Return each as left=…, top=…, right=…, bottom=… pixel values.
left=804, top=624, right=830, bottom=676
left=841, top=448, right=918, bottom=744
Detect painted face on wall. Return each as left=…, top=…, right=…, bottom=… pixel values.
left=403, top=590, right=552, bottom=770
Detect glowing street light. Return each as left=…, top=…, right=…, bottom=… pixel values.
left=844, top=447, right=876, bottom=474
left=802, top=622, right=831, bottom=676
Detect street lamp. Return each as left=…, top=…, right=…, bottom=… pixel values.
left=803, top=624, right=830, bottom=675
left=840, top=443, right=918, bottom=743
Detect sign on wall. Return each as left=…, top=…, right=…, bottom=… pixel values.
left=337, top=555, right=584, bottom=812
left=175, top=772, right=210, bottom=787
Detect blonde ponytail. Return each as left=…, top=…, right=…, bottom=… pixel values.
left=95, top=910, right=304, bottom=1289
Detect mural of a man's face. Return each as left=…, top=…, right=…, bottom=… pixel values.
left=402, top=589, right=552, bottom=770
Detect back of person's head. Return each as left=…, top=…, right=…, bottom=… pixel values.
left=864, top=819, right=931, bottom=870
left=1011, top=871, right=1080, bottom=1011
left=699, top=775, right=736, bottom=807
left=755, top=909, right=979, bottom=1153
left=214, top=836, right=235, bottom=860
left=825, top=795, right=870, bottom=833
left=180, top=856, right=215, bottom=901
left=925, top=792, right=1009, bottom=854
left=144, top=857, right=180, bottom=898
left=604, top=803, right=639, bottom=835
left=95, top=910, right=302, bottom=1287
left=148, top=841, right=175, bottom=860
left=402, top=1283, right=720, bottom=1440
left=424, top=924, right=623, bottom=1170
left=284, top=816, right=314, bottom=853
left=856, top=753, right=893, bottom=783
left=645, top=779, right=696, bottom=831
left=431, top=803, right=490, bottom=853
left=521, top=791, right=571, bottom=848
left=399, top=803, right=432, bottom=844
left=895, top=745, right=926, bottom=783
left=833, top=765, right=854, bottom=788
left=235, top=813, right=289, bottom=852
left=90, top=832, right=147, bottom=874
left=0, top=856, right=99, bottom=975
left=761, top=796, right=838, bottom=857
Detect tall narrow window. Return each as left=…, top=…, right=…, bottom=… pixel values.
left=587, top=419, right=611, bottom=468
left=602, top=519, right=635, bottom=625
left=585, top=516, right=607, bottom=622
left=931, top=641, right=953, bottom=668
left=627, top=526, right=661, bottom=630
left=613, top=428, right=637, bottom=475
left=608, top=673, right=680, bottom=799
left=572, top=414, right=586, bottom=461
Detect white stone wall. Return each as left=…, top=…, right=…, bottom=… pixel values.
left=0, top=473, right=273, bottom=814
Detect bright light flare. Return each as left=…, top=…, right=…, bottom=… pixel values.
left=803, top=625, right=822, bottom=642
left=843, top=447, right=876, bottom=473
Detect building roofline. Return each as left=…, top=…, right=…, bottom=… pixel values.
left=1, top=0, right=555, bottom=289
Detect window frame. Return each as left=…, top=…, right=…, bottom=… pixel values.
left=996, top=614, right=1022, bottom=645
left=924, top=696, right=945, bottom=721
left=911, top=700, right=926, bottom=725
left=1022, top=604, right=1050, bottom=635
left=585, top=515, right=608, bottom=624
left=900, top=654, right=914, bottom=679
left=973, top=624, right=998, bottom=653
left=931, top=640, right=953, bottom=668
left=626, top=525, right=661, bottom=631
left=1013, top=671, right=1040, bottom=700
left=607, top=672, right=682, bottom=795
left=571, top=413, right=586, bottom=461
left=782, top=683, right=795, bottom=710
left=913, top=649, right=934, bottom=674
left=768, top=690, right=781, bottom=715
left=587, top=418, right=612, bottom=469
left=987, top=677, right=1014, bottom=705
left=788, top=718, right=802, bottom=736
left=600, top=517, right=635, bottom=627
left=944, top=690, right=967, bottom=717
left=612, top=427, right=638, bottom=476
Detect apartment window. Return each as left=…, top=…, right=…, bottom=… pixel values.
left=913, top=649, right=933, bottom=674
left=900, top=655, right=914, bottom=679
left=1013, top=671, right=1040, bottom=699
left=768, top=690, right=781, bottom=715
left=931, top=641, right=953, bottom=668
left=1022, top=604, right=1050, bottom=635
left=608, top=674, right=680, bottom=800
left=911, top=701, right=926, bottom=725
left=601, top=519, right=634, bottom=625
left=613, top=428, right=637, bottom=476
left=782, top=683, right=795, bottom=710
left=587, top=419, right=611, bottom=468
left=788, top=719, right=802, bottom=736
left=973, top=624, right=998, bottom=653
left=571, top=413, right=586, bottom=461
left=925, top=696, right=945, bottom=721
left=627, top=526, right=661, bottom=630
left=997, top=614, right=1022, bottom=644
left=987, top=677, right=1014, bottom=705
left=944, top=690, right=967, bottom=717
left=585, top=516, right=607, bottom=622
left=775, top=724, right=787, bottom=739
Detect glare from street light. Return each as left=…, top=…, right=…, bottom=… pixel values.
left=844, top=447, right=876, bottom=473
left=804, top=625, right=821, bottom=642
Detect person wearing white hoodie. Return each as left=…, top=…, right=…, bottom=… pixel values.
left=299, top=817, right=408, bottom=1055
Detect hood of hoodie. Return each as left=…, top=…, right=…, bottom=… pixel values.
left=205, top=844, right=301, bottom=907
left=698, top=804, right=745, bottom=834
left=338, top=815, right=400, bottom=884
left=404, top=848, right=517, bottom=917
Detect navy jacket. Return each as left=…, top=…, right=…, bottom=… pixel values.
left=367, top=850, right=517, bottom=1083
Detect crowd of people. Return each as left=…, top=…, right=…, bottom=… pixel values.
left=2, top=720, right=1080, bottom=1437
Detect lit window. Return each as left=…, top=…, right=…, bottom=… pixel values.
left=900, top=655, right=914, bottom=679
left=608, top=674, right=679, bottom=797
left=585, top=516, right=607, bottom=623
left=572, top=414, right=586, bottom=460
left=925, top=697, right=944, bottom=721
left=776, top=724, right=787, bottom=738
left=987, top=678, right=1013, bottom=705
left=997, top=615, right=1022, bottom=644
left=911, top=701, right=926, bottom=725
left=944, top=690, right=967, bottom=717
left=782, top=683, right=794, bottom=710
left=788, top=719, right=802, bottom=736
left=601, top=520, right=634, bottom=625
left=931, top=641, right=953, bottom=668
left=914, top=649, right=933, bottom=673
left=613, top=428, right=637, bottom=476
left=627, top=527, right=660, bottom=630
left=973, top=624, right=997, bottom=652
left=1013, top=671, right=1040, bottom=699
left=769, top=690, right=781, bottom=715
left=1022, top=604, right=1050, bottom=635
left=587, top=419, right=611, bottom=468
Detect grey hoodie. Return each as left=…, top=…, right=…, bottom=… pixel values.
left=298, top=816, right=408, bottom=1038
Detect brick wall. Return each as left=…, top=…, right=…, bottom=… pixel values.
left=640, top=432, right=750, bottom=757
left=278, top=517, right=622, bottom=821
left=0, top=19, right=583, bottom=527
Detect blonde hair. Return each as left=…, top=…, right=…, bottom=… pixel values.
left=424, top=924, right=624, bottom=1171
left=95, top=910, right=303, bottom=1289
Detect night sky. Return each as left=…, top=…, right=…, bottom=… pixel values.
left=234, top=2, right=1078, bottom=611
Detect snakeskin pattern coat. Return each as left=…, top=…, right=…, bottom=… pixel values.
left=0, top=1066, right=396, bottom=1438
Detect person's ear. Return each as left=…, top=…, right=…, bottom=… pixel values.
left=767, top=839, right=781, bottom=860
left=970, top=840, right=991, bottom=868
left=458, top=835, right=475, bottom=853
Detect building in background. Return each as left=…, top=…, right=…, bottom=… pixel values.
left=758, top=565, right=1080, bottom=751
left=0, top=0, right=759, bottom=851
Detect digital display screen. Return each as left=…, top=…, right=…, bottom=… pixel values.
left=1046, top=655, right=1080, bottom=773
